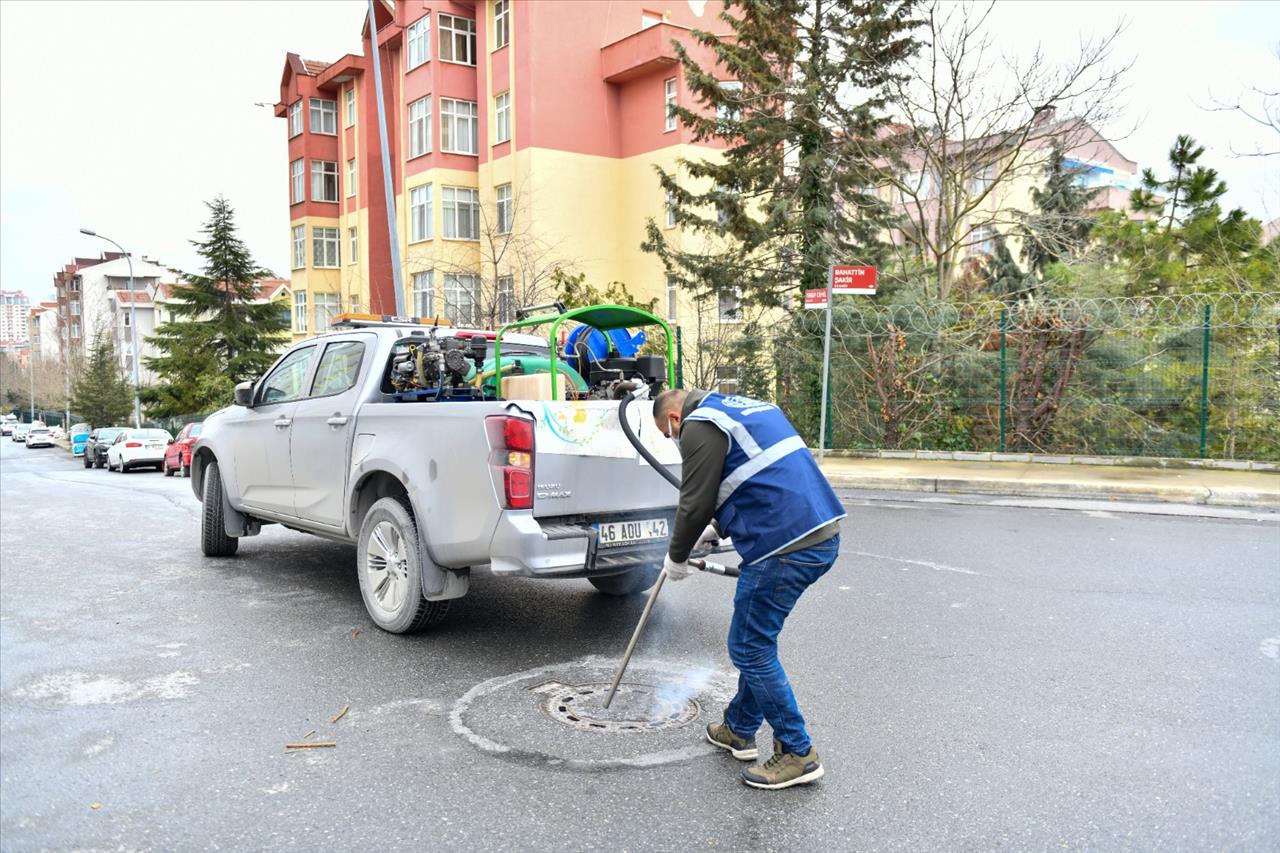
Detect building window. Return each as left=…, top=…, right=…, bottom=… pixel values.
left=496, top=183, right=513, bottom=234
left=121, top=310, right=131, bottom=327
left=346, top=158, right=356, bottom=196
left=497, top=275, right=515, bottom=323
left=900, top=169, right=933, bottom=201
left=292, top=224, right=306, bottom=269
left=348, top=227, right=358, bottom=264
left=344, top=86, right=355, bottom=127
left=309, top=97, right=337, bottom=135
left=294, top=291, right=308, bottom=332
left=407, top=15, right=431, bottom=69
left=71, top=321, right=81, bottom=338
left=665, top=189, right=677, bottom=227
left=409, top=96, right=432, bottom=158
left=410, top=184, right=433, bottom=243
left=969, top=225, right=995, bottom=256
left=70, top=277, right=81, bottom=292
left=717, top=80, right=743, bottom=125
left=313, top=227, right=339, bottom=268
left=290, top=159, right=304, bottom=203
left=311, top=160, right=339, bottom=202
left=664, top=78, right=677, bottom=132
left=666, top=276, right=678, bottom=322
left=718, top=288, right=741, bottom=323
left=494, top=92, right=511, bottom=144
left=716, top=183, right=732, bottom=226
left=288, top=100, right=302, bottom=137
left=443, top=273, right=479, bottom=325
left=314, top=293, right=340, bottom=333
left=970, top=165, right=994, bottom=195
left=441, top=98, right=478, bottom=155
left=412, top=270, right=434, bottom=317
left=70, top=300, right=80, bottom=316
left=494, top=0, right=511, bottom=49
left=442, top=187, right=480, bottom=240
left=439, top=13, right=476, bottom=65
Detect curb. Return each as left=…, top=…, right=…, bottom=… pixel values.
left=818, top=448, right=1280, bottom=473
left=823, top=473, right=1280, bottom=510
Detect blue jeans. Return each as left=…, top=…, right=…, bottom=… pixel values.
left=725, top=533, right=839, bottom=756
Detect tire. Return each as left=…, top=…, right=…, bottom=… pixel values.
left=201, top=460, right=239, bottom=557
left=589, top=564, right=662, bottom=596
left=94, top=456, right=105, bottom=469
left=356, top=497, right=449, bottom=634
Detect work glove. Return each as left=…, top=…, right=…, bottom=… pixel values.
left=694, top=523, right=721, bottom=550
left=663, top=554, right=694, bottom=582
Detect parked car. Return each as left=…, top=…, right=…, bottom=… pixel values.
left=12, top=423, right=31, bottom=443
left=1, top=415, right=17, bottom=436
left=106, top=428, right=172, bottom=472
left=25, top=427, right=54, bottom=449
left=70, top=424, right=91, bottom=456
left=162, top=422, right=202, bottom=477
left=49, top=425, right=65, bottom=440
left=83, top=427, right=127, bottom=468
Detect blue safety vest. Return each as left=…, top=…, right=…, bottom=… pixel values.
left=685, top=393, right=845, bottom=565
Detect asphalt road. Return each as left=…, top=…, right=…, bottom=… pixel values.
left=2, top=437, right=1277, bottom=851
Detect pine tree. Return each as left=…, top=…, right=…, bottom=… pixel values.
left=642, top=0, right=920, bottom=308
left=983, top=235, right=1030, bottom=300
left=70, top=330, right=133, bottom=427
left=145, top=196, right=287, bottom=417
left=1019, top=144, right=1099, bottom=275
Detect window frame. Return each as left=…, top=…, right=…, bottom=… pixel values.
left=666, top=276, right=678, bottom=322
left=288, top=100, right=302, bottom=137
left=406, top=15, right=431, bottom=69
left=442, top=186, right=480, bottom=241
left=308, top=339, right=367, bottom=399
left=494, top=0, right=511, bottom=49
left=290, top=158, right=305, bottom=204
left=408, top=96, right=433, bottom=159
left=495, top=183, right=513, bottom=234
left=346, top=158, right=356, bottom=196
left=411, top=270, right=435, bottom=317
left=716, top=80, right=743, bottom=125
left=348, top=226, right=358, bottom=265
left=410, top=184, right=433, bottom=243
left=312, top=226, right=340, bottom=268
left=292, top=224, right=306, bottom=269
left=257, top=343, right=317, bottom=405
left=494, top=91, right=511, bottom=145
left=665, top=188, right=677, bottom=228
left=443, top=273, right=480, bottom=326
left=344, top=86, right=355, bottom=127
left=313, top=292, right=340, bottom=334
left=440, top=97, right=479, bottom=155
left=438, top=13, right=477, bottom=66
left=293, top=291, right=308, bottom=333
left=309, top=97, right=337, bottom=135
left=496, top=274, right=515, bottom=323
left=717, top=288, right=741, bottom=324
left=664, top=78, right=677, bottom=132
left=311, top=159, right=339, bottom=203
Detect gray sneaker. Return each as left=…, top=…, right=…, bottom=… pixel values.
left=705, top=719, right=758, bottom=760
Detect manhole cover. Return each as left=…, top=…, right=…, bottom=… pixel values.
left=450, top=656, right=737, bottom=771
left=538, top=681, right=700, bottom=733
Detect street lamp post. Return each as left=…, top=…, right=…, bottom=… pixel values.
left=79, top=229, right=143, bottom=429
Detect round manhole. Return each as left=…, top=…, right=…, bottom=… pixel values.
left=540, top=681, right=700, bottom=733
left=450, top=657, right=737, bottom=770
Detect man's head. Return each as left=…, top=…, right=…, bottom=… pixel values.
left=653, top=388, right=691, bottom=438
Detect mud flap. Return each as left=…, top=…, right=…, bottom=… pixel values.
left=221, top=486, right=262, bottom=538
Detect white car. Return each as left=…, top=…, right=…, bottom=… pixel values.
left=12, top=423, right=30, bottom=443
left=106, top=428, right=173, bottom=473
left=25, top=427, right=54, bottom=448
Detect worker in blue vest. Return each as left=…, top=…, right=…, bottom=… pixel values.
left=653, top=388, right=845, bottom=790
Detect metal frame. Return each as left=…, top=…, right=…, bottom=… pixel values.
left=493, top=304, right=676, bottom=400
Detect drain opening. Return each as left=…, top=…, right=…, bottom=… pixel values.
left=535, top=681, right=700, bottom=733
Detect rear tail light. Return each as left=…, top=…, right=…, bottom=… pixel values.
left=489, top=415, right=535, bottom=509
left=125, top=442, right=142, bottom=448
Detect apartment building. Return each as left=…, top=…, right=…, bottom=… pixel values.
left=28, top=302, right=61, bottom=360
left=1, top=290, right=31, bottom=353
left=275, top=0, right=728, bottom=338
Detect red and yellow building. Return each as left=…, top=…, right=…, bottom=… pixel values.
left=275, top=0, right=729, bottom=337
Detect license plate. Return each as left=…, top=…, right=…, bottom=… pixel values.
left=146, top=442, right=163, bottom=447
left=595, top=518, right=669, bottom=548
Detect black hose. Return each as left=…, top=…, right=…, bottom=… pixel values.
left=619, top=389, right=680, bottom=489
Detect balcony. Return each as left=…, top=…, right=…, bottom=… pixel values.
left=601, top=22, right=686, bottom=83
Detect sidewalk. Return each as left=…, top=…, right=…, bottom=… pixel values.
left=818, top=456, right=1280, bottom=509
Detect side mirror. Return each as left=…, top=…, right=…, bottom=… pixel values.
left=234, top=381, right=256, bottom=408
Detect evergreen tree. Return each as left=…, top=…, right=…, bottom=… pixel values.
left=983, top=235, right=1030, bottom=300
left=642, top=0, right=920, bottom=308
left=70, top=330, right=133, bottom=427
left=1019, top=144, right=1099, bottom=275
left=146, top=196, right=287, bottom=417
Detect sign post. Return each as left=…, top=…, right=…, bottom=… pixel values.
left=814, top=266, right=877, bottom=464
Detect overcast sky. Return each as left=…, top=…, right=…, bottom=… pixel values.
left=1, top=0, right=1276, bottom=303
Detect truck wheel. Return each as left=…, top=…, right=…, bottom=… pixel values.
left=356, top=497, right=449, bottom=634
left=589, top=564, right=661, bottom=596
left=201, top=460, right=239, bottom=557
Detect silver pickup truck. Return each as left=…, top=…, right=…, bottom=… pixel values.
left=190, top=319, right=682, bottom=633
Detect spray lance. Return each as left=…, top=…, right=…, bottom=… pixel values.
left=603, top=385, right=739, bottom=709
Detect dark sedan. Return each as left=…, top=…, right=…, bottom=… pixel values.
left=82, top=427, right=126, bottom=469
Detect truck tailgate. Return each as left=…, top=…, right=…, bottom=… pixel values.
left=528, top=399, right=680, bottom=518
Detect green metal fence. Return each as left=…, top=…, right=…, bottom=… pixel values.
left=680, top=293, right=1280, bottom=461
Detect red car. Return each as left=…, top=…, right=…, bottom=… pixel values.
left=162, top=422, right=202, bottom=477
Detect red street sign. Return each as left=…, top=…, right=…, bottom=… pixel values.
left=804, top=288, right=829, bottom=310
left=830, top=265, right=877, bottom=294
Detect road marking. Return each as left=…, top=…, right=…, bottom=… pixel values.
left=853, top=550, right=985, bottom=576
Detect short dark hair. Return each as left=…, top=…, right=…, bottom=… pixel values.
left=652, top=388, right=690, bottom=422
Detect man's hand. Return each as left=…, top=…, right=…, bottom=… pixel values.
left=663, top=554, right=694, bottom=582
left=694, top=523, right=720, bottom=550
